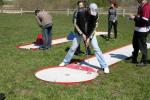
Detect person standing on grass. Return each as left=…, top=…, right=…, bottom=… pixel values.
left=107, top=1, right=118, bottom=40
left=35, top=10, right=53, bottom=50
left=129, top=0, right=150, bottom=66
left=73, top=0, right=91, bottom=55
left=59, top=3, right=109, bottom=74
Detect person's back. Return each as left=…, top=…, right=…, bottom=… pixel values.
left=37, top=11, right=52, bottom=27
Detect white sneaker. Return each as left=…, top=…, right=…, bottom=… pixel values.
left=104, top=67, right=110, bottom=74
left=59, top=62, right=67, bottom=66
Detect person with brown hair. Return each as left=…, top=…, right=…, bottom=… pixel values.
left=107, top=1, right=118, bottom=40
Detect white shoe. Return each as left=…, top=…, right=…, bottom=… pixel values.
left=104, top=67, right=109, bottom=74
left=59, top=62, right=67, bottom=66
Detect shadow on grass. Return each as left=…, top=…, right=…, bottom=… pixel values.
left=110, top=53, right=128, bottom=60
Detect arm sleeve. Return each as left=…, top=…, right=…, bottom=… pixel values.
left=72, top=10, right=77, bottom=23
left=89, top=16, right=99, bottom=39
left=73, top=10, right=83, bottom=35
left=36, top=16, right=42, bottom=27
left=108, top=9, right=110, bottom=19
left=134, top=7, right=150, bottom=26
left=115, top=9, right=117, bottom=20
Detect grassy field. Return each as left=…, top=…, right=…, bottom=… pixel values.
left=0, top=13, right=150, bottom=100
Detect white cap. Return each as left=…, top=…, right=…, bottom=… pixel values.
left=89, top=3, right=98, bottom=16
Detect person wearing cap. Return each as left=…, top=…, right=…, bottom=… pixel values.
left=73, top=0, right=91, bottom=55
left=129, top=0, right=150, bottom=66
left=35, top=10, right=53, bottom=50
left=107, top=1, right=118, bottom=40
left=59, top=3, right=109, bottom=74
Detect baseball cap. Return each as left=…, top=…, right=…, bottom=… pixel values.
left=89, top=3, right=98, bottom=16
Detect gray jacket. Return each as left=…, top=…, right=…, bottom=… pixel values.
left=36, top=11, right=52, bottom=28
left=108, top=7, right=117, bottom=22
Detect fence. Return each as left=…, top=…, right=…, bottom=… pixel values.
left=0, top=7, right=137, bottom=16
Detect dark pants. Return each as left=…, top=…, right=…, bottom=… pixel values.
left=76, top=44, right=81, bottom=53
left=42, top=25, right=52, bottom=48
left=132, top=31, right=149, bottom=63
left=75, top=44, right=91, bottom=54
left=108, top=21, right=118, bottom=39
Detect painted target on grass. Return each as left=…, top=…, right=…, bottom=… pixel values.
left=35, top=64, right=98, bottom=84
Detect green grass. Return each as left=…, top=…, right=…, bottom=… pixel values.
left=0, top=13, right=150, bottom=100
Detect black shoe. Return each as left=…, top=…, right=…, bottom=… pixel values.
left=147, top=60, right=150, bottom=64
left=39, top=47, right=47, bottom=50
left=0, top=93, right=5, bottom=100
left=74, top=52, right=80, bottom=55
left=132, top=60, right=138, bottom=64
left=39, top=46, right=48, bottom=50
left=85, top=51, right=92, bottom=55
left=125, top=56, right=132, bottom=60
left=74, top=51, right=84, bottom=55
left=136, top=62, right=147, bottom=67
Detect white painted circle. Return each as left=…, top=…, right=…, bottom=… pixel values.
left=35, top=64, right=98, bottom=84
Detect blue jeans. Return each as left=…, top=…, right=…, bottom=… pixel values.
left=63, top=34, right=108, bottom=68
left=42, top=25, right=52, bottom=48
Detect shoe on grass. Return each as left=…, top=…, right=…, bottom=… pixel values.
left=39, top=47, right=48, bottom=50
left=103, top=67, right=110, bottom=74
left=136, top=62, right=147, bottom=67
left=131, top=59, right=138, bottom=64
left=59, top=62, right=68, bottom=66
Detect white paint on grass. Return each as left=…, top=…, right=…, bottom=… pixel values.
left=18, top=44, right=40, bottom=49
left=35, top=64, right=98, bottom=84
left=79, top=43, right=150, bottom=68
left=52, top=38, right=70, bottom=45
left=17, top=32, right=109, bottom=50
left=35, top=42, right=150, bottom=84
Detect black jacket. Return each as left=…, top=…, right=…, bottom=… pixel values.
left=74, top=8, right=98, bottom=38
left=87, top=14, right=98, bottom=38
left=74, top=8, right=88, bottom=35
